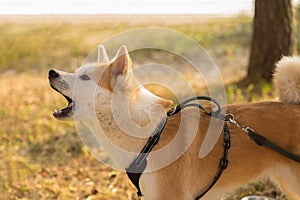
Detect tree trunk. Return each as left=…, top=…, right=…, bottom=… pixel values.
left=247, top=0, right=294, bottom=83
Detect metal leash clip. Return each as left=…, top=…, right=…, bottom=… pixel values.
left=225, top=114, right=255, bottom=134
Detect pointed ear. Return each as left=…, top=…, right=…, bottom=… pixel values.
left=110, top=45, right=132, bottom=76
left=97, top=45, right=109, bottom=63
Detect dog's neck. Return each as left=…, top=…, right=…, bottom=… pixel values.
left=86, top=86, right=170, bottom=169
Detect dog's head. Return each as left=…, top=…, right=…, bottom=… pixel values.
left=48, top=45, right=173, bottom=122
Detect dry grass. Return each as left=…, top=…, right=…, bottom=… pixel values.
left=0, top=15, right=287, bottom=199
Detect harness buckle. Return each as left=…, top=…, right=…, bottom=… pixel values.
left=167, top=107, right=177, bottom=116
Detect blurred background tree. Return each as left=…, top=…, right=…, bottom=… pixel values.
left=247, top=0, right=294, bottom=84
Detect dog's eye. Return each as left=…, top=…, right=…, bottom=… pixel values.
left=80, top=74, right=90, bottom=81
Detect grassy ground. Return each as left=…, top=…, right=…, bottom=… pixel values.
left=0, top=15, right=286, bottom=199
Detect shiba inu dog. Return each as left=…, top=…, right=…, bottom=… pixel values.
left=48, top=45, right=300, bottom=200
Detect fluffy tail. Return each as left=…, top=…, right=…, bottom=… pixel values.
left=273, top=56, right=300, bottom=104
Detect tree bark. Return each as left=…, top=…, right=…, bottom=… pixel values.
left=247, top=0, right=294, bottom=83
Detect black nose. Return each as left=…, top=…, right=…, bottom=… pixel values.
left=49, top=69, right=59, bottom=78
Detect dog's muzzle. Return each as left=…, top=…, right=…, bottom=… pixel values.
left=48, top=69, right=74, bottom=120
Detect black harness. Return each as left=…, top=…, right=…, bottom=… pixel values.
left=125, top=96, right=300, bottom=199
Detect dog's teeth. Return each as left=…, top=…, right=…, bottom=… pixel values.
left=54, top=109, right=61, bottom=113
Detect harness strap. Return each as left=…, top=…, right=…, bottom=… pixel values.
left=125, top=118, right=168, bottom=197
left=195, top=122, right=230, bottom=199
left=167, top=96, right=223, bottom=119
left=126, top=96, right=228, bottom=198
left=247, top=130, right=300, bottom=163
left=170, top=96, right=231, bottom=199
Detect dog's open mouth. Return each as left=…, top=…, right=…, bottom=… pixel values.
left=53, top=95, right=74, bottom=119
left=50, top=85, right=74, bottom=119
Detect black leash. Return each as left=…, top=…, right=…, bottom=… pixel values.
left=249, top=130, right=300, bottom=162
left=125, top=96, right=300, bottom=199
left=226, top=114, right=300, bottom=163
